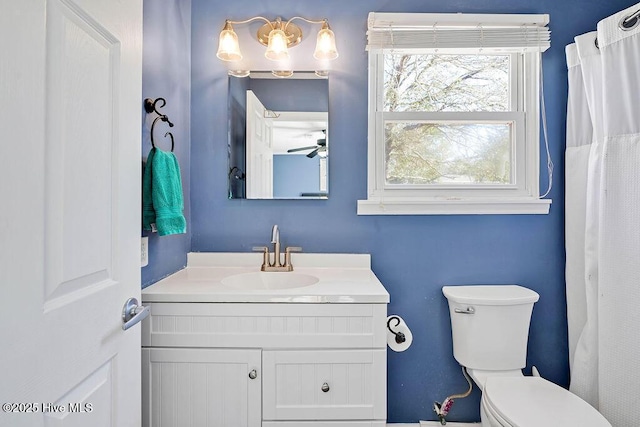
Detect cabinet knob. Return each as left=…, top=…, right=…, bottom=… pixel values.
left=321, top=382, right=330, bottom=392
left=248, top=369, right=257, bottom=380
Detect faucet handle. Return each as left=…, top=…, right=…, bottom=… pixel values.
left=252, top=246, right=270, bottom=271
left=284, top=246, right=302, bottom=270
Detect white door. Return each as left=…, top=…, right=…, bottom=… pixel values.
left=246, top=90, right=274, bottom=198
left=0, top=1, right=143, bottom=426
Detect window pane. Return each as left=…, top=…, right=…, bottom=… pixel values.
left=384, top=54, right=510, bottom=112
left=385, top=122, right=512, bottom=185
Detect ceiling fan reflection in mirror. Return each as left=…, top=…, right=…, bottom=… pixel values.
left=287, top=130, right=327, bottom=158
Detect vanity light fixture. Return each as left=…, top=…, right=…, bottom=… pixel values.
left=216, top=16, right=339, bottom=78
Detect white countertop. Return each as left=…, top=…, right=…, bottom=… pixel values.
left=142, top=252, right=390, bottom=303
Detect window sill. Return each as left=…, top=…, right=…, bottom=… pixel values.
left=356, top=197, right=551, bottom=215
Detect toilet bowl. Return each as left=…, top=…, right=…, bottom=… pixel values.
left=481, top=376, right=610, bottom=427
left=442, top=285, right=611, bottom=427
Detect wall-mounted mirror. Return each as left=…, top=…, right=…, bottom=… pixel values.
left=228, top=72, right=329, bottom=199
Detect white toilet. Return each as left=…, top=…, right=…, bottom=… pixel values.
left=442, top=285, right=611, bottom=427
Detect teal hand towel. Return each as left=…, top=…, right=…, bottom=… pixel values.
left=142, top=148, right=157, bottom=231
left=142, top=147, right=186, bottom=236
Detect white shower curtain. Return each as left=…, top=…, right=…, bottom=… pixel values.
left=566, top=4, right=640, bottom=426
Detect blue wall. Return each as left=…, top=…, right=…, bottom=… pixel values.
left=141, top=0, right=192, bottom=287
left=185, top=0, right=637, bottom=423
left=251, top=78, right=329, bottom=112
left=273, top=155, right=322, bottom=198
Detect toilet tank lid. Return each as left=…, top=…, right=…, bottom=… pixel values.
left=442, top=285, right=539, bottom=305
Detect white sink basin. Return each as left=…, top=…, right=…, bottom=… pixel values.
left=221, top=272, right=319, bottom=290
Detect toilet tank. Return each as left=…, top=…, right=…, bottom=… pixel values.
left=442, top=285, right=539, bottom=371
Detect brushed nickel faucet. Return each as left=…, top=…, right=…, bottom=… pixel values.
left=253, top=225, right=302, bottom=271
left=271, top=224, right=281, bottom=265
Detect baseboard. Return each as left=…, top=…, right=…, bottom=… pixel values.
left=420, top=423, right=479, bottom=427
left=388, top=422, right=479, bottom=427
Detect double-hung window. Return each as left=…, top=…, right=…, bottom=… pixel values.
left=358, top=13, right=551, bottom=215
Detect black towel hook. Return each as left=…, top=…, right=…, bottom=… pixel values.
left=144, top=97, right=175, bottom=152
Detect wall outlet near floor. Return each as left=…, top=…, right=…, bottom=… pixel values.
left=141, top=237, right=149, bottom=267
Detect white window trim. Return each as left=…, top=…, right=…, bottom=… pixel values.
left=358, top=13, right=552, bottom=215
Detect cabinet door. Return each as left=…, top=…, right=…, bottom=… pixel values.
left=262, top=350, right=386, bottom=421
left=142, top=348, right=261, bottom=427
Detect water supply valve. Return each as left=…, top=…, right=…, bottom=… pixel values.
left=432, top=366, right=473, bottom=425
left=433, top=398, right=454, bottom=425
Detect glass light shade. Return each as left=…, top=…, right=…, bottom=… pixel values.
left=272, top=70, right=293, bottom=78
left=313, top=27, right=338, bottom=60
left=217, top=29, right=242, bottom=61
left=265, top=29, right=290, bottom=61
left=228, top=70, right=250, bottom=78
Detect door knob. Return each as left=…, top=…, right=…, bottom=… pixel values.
left=122, top=297, right=150, bottom=330
left=248, top=369, right=258, bottom=380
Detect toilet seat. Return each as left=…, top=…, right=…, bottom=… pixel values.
left=482, top=394, right=515, bottom=427
left=483, top=376, right=611, bottom=427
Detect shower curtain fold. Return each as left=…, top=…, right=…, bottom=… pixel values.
left=564, top=42, right=593, bottom=403
left=566, top=3, right=640, bottom=426
left=567, top=31, right=603, bottom=411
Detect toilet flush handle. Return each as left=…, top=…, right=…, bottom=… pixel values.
left=454, top=306, right=475, bottom=314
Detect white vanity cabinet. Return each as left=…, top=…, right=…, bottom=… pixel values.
left=141, top=253, right=390, bottom=427
left=141, top=303, right=387, bottom=427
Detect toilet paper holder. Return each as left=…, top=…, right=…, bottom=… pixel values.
left=387, top=315, right=406, bottom=344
